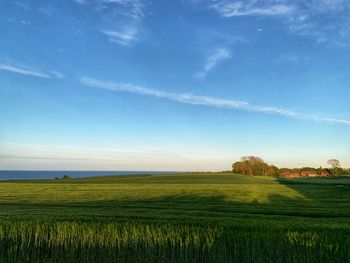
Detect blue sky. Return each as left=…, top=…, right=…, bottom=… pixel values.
left=0, top=0, right=349, bottom=171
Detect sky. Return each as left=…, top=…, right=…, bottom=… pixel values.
left=0, top=0, right=350, bottom=171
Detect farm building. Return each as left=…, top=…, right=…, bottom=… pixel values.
left=280, top=170, right=331, bottom=178
left=300, top=171, right=318, bottom=177
left=319, top=170, right=331, bottom=177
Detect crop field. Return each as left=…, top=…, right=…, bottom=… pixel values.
left=0, top=173, right=349, bottom=262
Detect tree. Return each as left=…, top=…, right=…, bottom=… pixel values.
left=327, top=159, right=341, bottom=168
left=232, top=156, right=279, bottom=176
left=269, top=165, right=280, bottom=177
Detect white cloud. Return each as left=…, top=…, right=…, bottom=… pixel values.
left=204, top=0, right=350, bottom=46
left=49, top=71, right=64, bottom=79
left=284, top=1, right=350, bottom=45
left=195, top=48, right=232, bottom=79
left=74, top=0, right=145, bottom=46
left=80, top=76, right=350, bottom=127
left=0, top=63, right=64, bottom=79
left=0, top=64, right=51, bottom=78
left=100, top=27, right=138, bottom=46
left=210, top=2, right=295, bottom=17
left=315, top=118, right=350, bottom=126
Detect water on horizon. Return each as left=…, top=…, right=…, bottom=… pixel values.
left=0, top=170, right=180, bottom=180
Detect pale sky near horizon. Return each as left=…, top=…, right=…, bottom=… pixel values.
left=0, top=0, right=350, bottom=171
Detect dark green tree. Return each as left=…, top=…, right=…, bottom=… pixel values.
left=232, top=156, right=279, bottom=176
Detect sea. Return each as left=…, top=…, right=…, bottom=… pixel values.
left=0, top=170, right=180, bottom=180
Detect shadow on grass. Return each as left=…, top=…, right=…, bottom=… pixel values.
left=1, top=174, right=349, bottom=223
left=2, top=189, right=349, bottom=223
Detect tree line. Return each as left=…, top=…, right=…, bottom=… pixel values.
left=232, top=156, right=349, bottom=176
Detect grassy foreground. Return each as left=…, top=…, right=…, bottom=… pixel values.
left=0, top=173, right=349, bottom=262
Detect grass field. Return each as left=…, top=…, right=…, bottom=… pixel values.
left=0, top=173, right=349, bottom=262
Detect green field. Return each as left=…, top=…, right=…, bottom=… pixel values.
left=0, top=173, right=349, bottom=262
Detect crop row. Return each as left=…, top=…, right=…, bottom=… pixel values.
left=0, top=219, right=348, bottom=262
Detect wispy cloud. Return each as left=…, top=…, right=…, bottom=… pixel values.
left=74, top=0, right=145, bottom=46
left=0, top=63, right=63, bottom=79
left=195, top=48, right=232, bottom=79
left=204, top=0, right=350, bottom=46
left=100, top=27, right=138, bottom=46
left=0, top=143, right=179, bottom=162
left=210, top=2, right=295, bottom=17
left=49, top=71, right=64, bottom=79
left=315, top=118, right=350, bottom=126
left=80, top=76, right=350, bottom=126
left=0, top=142, right=231, bottom=171
left=284, top=1, right=350, bottom=45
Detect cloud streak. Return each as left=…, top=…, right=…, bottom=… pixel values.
left=0, top=143, right=231, bottom=171
left=0, top=63, right=63, bottom=79
left=80, top=76, right=350, bottom=126
left=100, top=27, right=138, bottom=46
left=210, top=2, right=295, bottom=17
left=195, top=48, right=232, bottom=79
